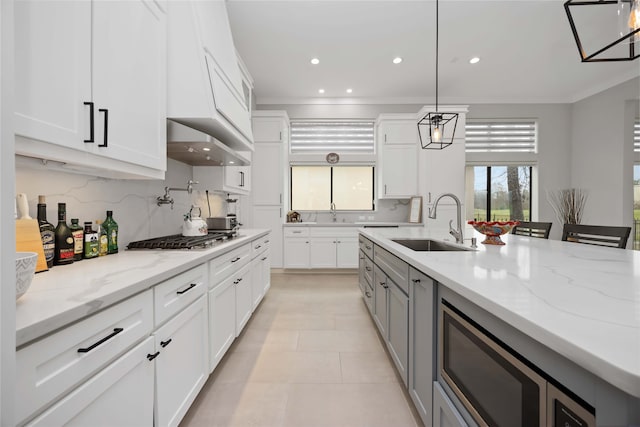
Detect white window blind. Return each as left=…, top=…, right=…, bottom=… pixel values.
left=465, top=121, right=536, bottom=153
left=290, top=120, right=375, bottom=154
left=634, top=121, right=640, bottom=152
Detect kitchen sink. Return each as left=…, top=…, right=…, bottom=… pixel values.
left=391, top=239, right=473, bottom=252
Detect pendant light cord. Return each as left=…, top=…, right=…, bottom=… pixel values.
left=435, top=0, right=439, bottom=113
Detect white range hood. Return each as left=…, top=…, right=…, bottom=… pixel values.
left=166, top=1, right=254, bottom=154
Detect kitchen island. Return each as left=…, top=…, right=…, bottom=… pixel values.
left=359, top=227, right=640, bottom=427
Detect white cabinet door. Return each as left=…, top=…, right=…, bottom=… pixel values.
left=261, top=249, right=272, bottom=294
left=409, top=268, right=436, bottom=426
left=208, top=273, right=236, bottom=372
left=91, top=0, right=166, bottom=171
left=380, top=145, right=418, bottom=198
left=387, top=280, right=409, bottom=387
left=14, top=0, right=91, bottom=151
left=26, top=337, right=154, bottom=427
left=336, top=237, right=359, bottom=268
left=251, top=256, right=263, bottom=310
left=223, top=166, right=251, bottom=193
left=235, top=264, right=253, bottom=336
left=379, top=120, right=418, bottom=145
left=433, top=382, right=470, bottom=427
left=154, top=296, right=208, bottom=427
left=252, top=142, right=283, bottom=205
left=309, top=237, right=337, bottom=268
left=253, top=118, right=285, bottom=142
left=252, top=206, right=283, bottom=268
left=284, top=238, right=310, bottom=268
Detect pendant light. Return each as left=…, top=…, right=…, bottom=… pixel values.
left=564, top=0, right=640, bottom=62
left=417, top=0, right=458, bottom=150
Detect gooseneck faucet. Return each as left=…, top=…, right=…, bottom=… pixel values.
left=428, top=193, right=463, bottom=244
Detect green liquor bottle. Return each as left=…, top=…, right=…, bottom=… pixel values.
left=83, top=222, right=99, bottom=259
left=103, top=210, right=119, bottom=254
left=36, top=195, right=55, bottom=268
left=69, top=218, right=84, bottom=261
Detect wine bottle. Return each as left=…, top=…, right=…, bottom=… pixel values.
left=54, top=203, right=74, bottom=265
left=37, top=195, right=55, bottom=268
left=96, top=220, right=108, bottom=257
left=83, top=222, right=99, bottom=259
left=103, top=210, right=119, bottom=254
left=69, top=218, right=84, bottom=261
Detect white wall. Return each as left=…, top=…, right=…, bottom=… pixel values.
left=570, top=77, right=639, bottom=232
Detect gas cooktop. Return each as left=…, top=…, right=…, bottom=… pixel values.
left=127, top=231, right=236, bottom=250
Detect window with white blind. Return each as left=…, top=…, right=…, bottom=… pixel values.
left=465, top=121, right=536, bottom=153
left=290, top=120, right=375, bottom=153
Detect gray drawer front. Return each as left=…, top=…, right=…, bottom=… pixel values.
left=359, top=235, right=374, bottom=259
left=374, top=245, right=409, bottom=294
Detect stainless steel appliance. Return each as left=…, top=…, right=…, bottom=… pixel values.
left=440, top=300, right=596, bottom=427
left=206, top=216, right=237, bottom=231
left=126, top=231, right=235, bottom=250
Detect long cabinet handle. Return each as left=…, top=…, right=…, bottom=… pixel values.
left=146, top=352, right=160, bottom=361
left=77, top=327, right=124, bottom=353
left=176, top=283, right=197, bottom=295
left=160, top=339, right=172, bottom=348
left=84, top=102, right=94, bottom=143
left=231, top=257, right=241, bottom=263
left=261, top=256, right=267, bottom=261
left=412, top=279, right=421, bottom=284
left=98, top=108, right=108, bottom=147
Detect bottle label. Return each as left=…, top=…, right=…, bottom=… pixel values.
left=59, top=248, right=74, bottom=260
left=84, top=233, right=99, bottom=258
left=99, top=235, right=108, bottom=256
left=41, top=230, right=55, bottom=264
left=72, top=230, right=83, bottom=255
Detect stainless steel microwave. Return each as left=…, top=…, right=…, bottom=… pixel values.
left=440, top=300, right=596, bottom=427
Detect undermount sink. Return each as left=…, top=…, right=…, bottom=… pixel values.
left=392, top=239, right=473, bottom=252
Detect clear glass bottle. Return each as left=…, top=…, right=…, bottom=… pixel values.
left=54, top=203, right=74, bottom=265
left=69, top=218, right=84, bottom=261
left=96, top=220, right=108, bottom=257
left=103, top=210, right=118, bottom=254
left=36, top=195, right=55, bottom=268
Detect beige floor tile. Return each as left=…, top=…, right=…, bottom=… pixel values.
left=232, top=328, right=299, bottom=353
left=248, top=351, right=343, bottom=383
left=180, top=381, right=289, bottom=427
left=335, top=313, right=376, bottom=331
left=282, top=383, right=419, bottom=427
left=340, top=352, right=400, bottom=384
left=297, top=329, right=385, bottom=353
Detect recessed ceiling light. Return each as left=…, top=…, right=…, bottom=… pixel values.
left=318, top=89, right=325, bottom=94
left=469, top=57, right=480, bottom=64
left=346, top=88, right=353, bottom=94
left=310, top=58, right=320, bottom=65
left=202, top=147, right=211, bottom=151
left=393, top=57, right=403, bottom=64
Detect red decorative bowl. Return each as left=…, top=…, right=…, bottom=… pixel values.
left=468, top=221, right=521, bottom=245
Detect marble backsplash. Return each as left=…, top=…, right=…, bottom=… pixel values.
left=15, top=158, right=229, bottom=247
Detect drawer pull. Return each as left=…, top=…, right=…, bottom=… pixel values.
left=237, top=278, right=243, bottom=283
left=231, top=257, right=241, bottom=263
left=365, top=290, right=371, bottom=297
left=365, top=245, right=372, bottom=250
left=255, top=245, right=261, bottom=249
left=77, top=327, right=124, bottom=353
left=261, top=257, right=268, bottom=261
left=146, top=352, right=160, bottom=361
left=293, top=231, right=302, bottom=234
left=365, top=266, right=372, bottom=271
left=83, top=101, right=94, bottom=143
left=380, top=282, right=388, bottom=289
left=160, top=339, right=172, bottom=348
left=176, top=283, right=196, bottom=295
left=412, top=279, right=421, bottom=284
left=265, top=240, right=270, bottom=243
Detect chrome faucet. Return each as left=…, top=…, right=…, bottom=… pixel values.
left=330, top=202, right=337, bottom=222
left=428, top=193, right=463, bottom=244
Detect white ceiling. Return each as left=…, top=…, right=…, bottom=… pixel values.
left=227, top=0, right=640, bottom=105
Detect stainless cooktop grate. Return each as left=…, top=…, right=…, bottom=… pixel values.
left=127, top=231, right=235, bottom=250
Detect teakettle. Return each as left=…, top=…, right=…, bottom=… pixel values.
left=182, top=206, right=208, bottom=237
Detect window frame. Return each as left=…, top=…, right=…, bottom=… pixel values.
left=289, top=165, right=376, bottom=212
left=469, top=165, right=533, bottom=222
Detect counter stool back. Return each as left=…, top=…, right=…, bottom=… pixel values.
left=511, top=221, right=552, bottom=239
left=561, top=224, right=631, bottom=249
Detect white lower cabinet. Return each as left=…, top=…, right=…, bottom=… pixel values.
left=234, top=264, right=253, bottom=336
left=433, top=382, right=470, bottom=427
left=26, top=337, right=155, bottom=427
left=250, top=236, right=271, bottom=310
left=208, top=270, right=237, bottom=373
left=283, top=237, right=310, bottom=268
left=284, top=227, right=359, bottom=268
left=154, top=295, right=208, bottom=427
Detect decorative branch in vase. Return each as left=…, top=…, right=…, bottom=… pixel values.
left=546, top=188, right=588, bottom=225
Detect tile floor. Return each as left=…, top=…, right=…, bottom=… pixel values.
left=180, top=272, right=422, bottom=427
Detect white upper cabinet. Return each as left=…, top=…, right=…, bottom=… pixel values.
left=14, top=0, right=167, bottom=179
left=167, top=1, right=254, bottom=152
left=377, top=115, right=419, bottom=199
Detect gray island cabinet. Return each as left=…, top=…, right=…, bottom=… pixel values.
left=358, top=228, right=640, bottom=427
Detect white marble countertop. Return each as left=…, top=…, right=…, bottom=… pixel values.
left=15, top=229, right=269, bottom=347
left=359, top=227, right=640, bottom=398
